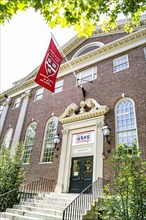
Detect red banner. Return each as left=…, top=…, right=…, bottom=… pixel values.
left=35, top=38, right=62, bottom=92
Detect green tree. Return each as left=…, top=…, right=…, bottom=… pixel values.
left=99, top=144, right=146, bottom=220
left=0, top=0, right=146, bottom=37
left=0, top=143, right=25, bottom=211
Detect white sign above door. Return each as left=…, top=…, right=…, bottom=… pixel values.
left=72, top=131, right=95, bottom=145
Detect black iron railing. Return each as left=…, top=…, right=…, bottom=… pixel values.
left=63, top=178, right=108, bottom=220
left=0, top=177, right=56, bottom=212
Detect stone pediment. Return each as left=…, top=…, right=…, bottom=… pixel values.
left=59, top=98, right=109, bottom=124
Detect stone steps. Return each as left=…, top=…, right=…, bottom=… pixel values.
left=0, top=193, right=78, bottom=220
left=21, top=201, right=65, bottom=211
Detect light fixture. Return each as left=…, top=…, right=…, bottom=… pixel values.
left=53, top=133, right=61, bottom=157
left=102, top=124, right=111, bottom=145
left=54, top=134, right=61, bottom=145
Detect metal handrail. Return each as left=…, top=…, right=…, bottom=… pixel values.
left=0, top=177, right=56, bottom=212
left=63, top=177, right=108, bottom=220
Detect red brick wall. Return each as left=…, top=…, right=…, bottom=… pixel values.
left=1, top=43, right=146, bottom=184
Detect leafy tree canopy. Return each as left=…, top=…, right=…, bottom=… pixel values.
left=0, top=0, right=146, bottom=37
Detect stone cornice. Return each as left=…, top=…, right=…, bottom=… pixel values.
left=0, top=28, right=145, bottom=101
left=61, top=15, right=146, bottom=56
left=60, top=29, right=146, bottom=73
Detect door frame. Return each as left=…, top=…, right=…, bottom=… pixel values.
left=55, top=115, right=105, bottom=193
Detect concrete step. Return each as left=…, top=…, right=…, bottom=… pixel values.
left=6, top=209, right=62, bottom=220
left=13, top=205, right=63, bottom=216
left=21, top=201, right=65, bottom=211
left=27, top=198, right=71, bottom=207
left=0, top=193, right=79, bottom=219
left=36, top=196, right=75, bottom=202
left=37, top=193, right=78, bottom=200
left=0, top=212, right=39, bottom=220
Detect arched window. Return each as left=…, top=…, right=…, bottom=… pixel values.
left=115, top=98, right=138, bottom=147
left=2, top=128, right=13, bottom=149
left=41, top=117, right=58, bottom=162
left=23, top=122, right=37, bottom=163
left=72, top=42, right=104, bottom=59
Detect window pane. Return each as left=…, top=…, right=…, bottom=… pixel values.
left=34, top=88, right=44, bottom=100
left=113, top=55, right=129, bottom=73
left=54, top=80, right=64, bottom=94
left=23, top=122, right=37, bottom=163
left=42, top=118, right=58, bottom=162
left=73, top=160, right=80, bottom=176
left=3, top=128, right=13, bottom=148
left=76, top=66, right=97, bottom=85
left=84, top=159, right=92, bottom=176
left=116, top=99, right=137, bottom=147
left=13, top=97, right=21, bottom=108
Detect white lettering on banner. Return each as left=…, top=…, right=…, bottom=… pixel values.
left=72, top=131, right=95, bottom=146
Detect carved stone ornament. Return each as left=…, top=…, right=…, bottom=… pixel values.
left=59, top=98, right=109, bottom=124
left=96, top=121, right=105, bottom=129
left=3, top=98, right=11, bottom=106
left=59, top=103, right=79, bottom=119
left=21, top=89, right=31, bottom=98
left=62, top=129, right=69, bottom=135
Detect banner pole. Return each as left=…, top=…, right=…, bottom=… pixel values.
left=50, top=32, right=79, bottom=82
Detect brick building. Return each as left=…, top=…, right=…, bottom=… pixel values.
left=0, top=16, right=146, bottom=194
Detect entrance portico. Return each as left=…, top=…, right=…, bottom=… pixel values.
left=55, top=98, right=109, bottom=193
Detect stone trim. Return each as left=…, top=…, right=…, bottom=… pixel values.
left=59, top=99, right=109, bottom=124
left=61, top=15, right=146, bottom=56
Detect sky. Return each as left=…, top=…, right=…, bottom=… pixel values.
left=0, top=9, right=76, bottom=93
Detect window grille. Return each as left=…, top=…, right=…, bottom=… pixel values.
left=54, top=80, right=64, bottom=94
left=76, top=66, right=97, bottom=85
left=115, top=99, right=138, bottom=147
left=13, top=97, right=21, bottom=108
left=113, top=55, right=129, bottom=73
left=2, top=128, right=13, bottom=149
left=42, top=117, right=58, bottom=162
left=34, top=88, right=44, bottom=100
left=23, top=122, right=37, bottom=164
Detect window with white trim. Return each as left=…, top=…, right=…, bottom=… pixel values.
left=54, top=80, right=64, bottom=94
left=23, top=122, right=37, bottom=164
left=76, top=66, right=97, bottom=85
left=115, top=99, right=138, bottom=147
left=41, top=117, right=58, bottom=162
left=13, top=97, right=21, bottom=109
left=143, top=47, right=146, bottom=60
left=0, top=105, right=4, bottom=118
left=2, top=128, right=13, bottom=149
left=72, top=42, right=104, bottom=59
left=34, top=88, right=44, bottom=100
left=113, top=55, right=129, bottom=73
